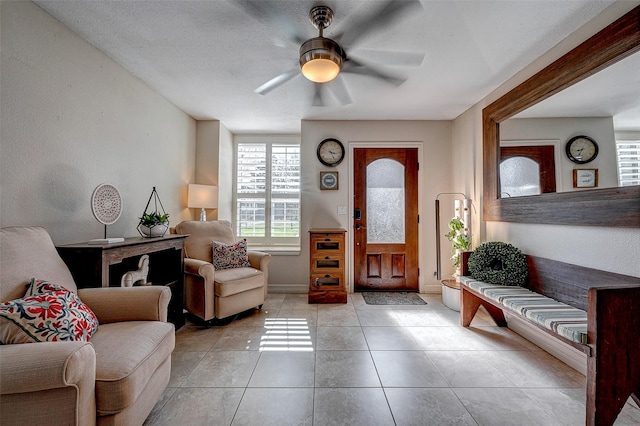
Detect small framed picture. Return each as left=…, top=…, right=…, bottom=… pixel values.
left=320, top=171, right=339, bottom=190
left=573, top=168, right=598, bottom=188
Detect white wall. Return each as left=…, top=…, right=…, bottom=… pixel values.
left=0, top=1, right=196, bottom=244
left=218, top=124, right=234, bottom=221
left=193, top=120, right=234, bottom=221
left=194, top=120, right=220, bottom=221
left=452, top=2, right=640, bottom=278
left=276, top=120, right=454, bottom=292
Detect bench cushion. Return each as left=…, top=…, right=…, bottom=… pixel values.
left=460, top=276, right=588, bottom=344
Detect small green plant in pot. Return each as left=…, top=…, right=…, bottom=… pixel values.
left=140, top=212, right=169, bottom=227
left=445, top=216, right=471, bottom=275
left=138, top=212, right=170, bottom=237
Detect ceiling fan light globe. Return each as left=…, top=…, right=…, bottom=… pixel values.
left=299, top=37, right=344, bottom=83
left=302, top=58, right=340, bottom=83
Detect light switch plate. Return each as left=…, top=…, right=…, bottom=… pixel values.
left=337, top=205, right=347, bottom=215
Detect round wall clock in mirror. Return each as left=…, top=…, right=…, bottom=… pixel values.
left=565, top=135, right=599, bottom=164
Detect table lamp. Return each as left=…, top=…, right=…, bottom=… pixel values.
left=187, top=184, right=218, bottom=221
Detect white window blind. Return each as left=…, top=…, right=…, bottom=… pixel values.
left=235, top=136, right=300, bottom=249
left=616, top=138, right=640, bottom=187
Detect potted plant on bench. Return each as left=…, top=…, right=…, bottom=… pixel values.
left=441, top=214, right=472, bottom=312
left=445, top=216, right=471, bottom=278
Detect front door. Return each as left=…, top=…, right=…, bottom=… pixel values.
left=353, top=148, right=419, bottom=291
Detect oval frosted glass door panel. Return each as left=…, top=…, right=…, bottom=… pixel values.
left=367, top=159, right=405, bottom=243
left=500, top=157, right=541, bottom=197
left=353, top=148, right=418, bottom=292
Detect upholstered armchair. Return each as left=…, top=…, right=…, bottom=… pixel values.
left=0, top=226, right=175, bottom=426
left=174, top=220, right=271, bottom=322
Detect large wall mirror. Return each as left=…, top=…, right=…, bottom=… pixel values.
left=483, top=6, right=640, bottom=227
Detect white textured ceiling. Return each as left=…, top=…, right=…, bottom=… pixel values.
left=34, top=0, right=622, bottom=133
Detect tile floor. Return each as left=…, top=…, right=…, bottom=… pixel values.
left=144, top=293, right=640, bottom=425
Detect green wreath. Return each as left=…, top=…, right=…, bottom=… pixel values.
left=467, top=242, right=528, bottom=286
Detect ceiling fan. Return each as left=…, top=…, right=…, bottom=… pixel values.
left=239, top=1, right=425, bottom=106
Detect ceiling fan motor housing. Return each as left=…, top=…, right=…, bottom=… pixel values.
left=299, top=36, right=345, bottom=82
left=309, top=5, right=334, bottom=30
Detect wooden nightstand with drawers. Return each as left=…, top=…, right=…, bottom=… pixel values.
left=308, top=228, right=347, bottom=304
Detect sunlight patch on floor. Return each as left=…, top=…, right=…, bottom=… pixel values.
left=259, top=318, right=313, bottom=352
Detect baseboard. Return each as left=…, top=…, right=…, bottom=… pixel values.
left=268, top=283, right=307, bottom=294
left=422, top=284, right=442, bottom=294
left=506, top=312, right=587, bottom=375
left=269, top=284, right=443, bottom=294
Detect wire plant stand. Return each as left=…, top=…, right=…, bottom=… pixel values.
left=137, top=187, right=170, bottom=238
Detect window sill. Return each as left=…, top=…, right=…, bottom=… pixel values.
left=249, top=246, right=301, bottom=256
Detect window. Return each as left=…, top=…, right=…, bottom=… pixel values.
left=234, top=135, right=300, bottom=249
left=616, top=134, right=640, bottom=187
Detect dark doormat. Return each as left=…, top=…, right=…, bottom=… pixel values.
left=361, top=292, right=427, bottom=305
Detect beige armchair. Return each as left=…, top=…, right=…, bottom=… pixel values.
left=174, top=220, right=271, bottom=322
left=0, top=226, right=174, bottom=426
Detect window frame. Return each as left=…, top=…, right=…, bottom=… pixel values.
left=233, top=135, right=301, bottom=251
left=615, top=132, right=640, bottom=187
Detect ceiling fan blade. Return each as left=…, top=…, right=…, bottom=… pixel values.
left=342, top=58, right=406, bottom=86
left=327, top=75, right=353, bottom=106
left=336, top=0, right=423, bottom=47
left=235, top=1, right=307, bottom=45
left=349, top=49, right=425, bottom=67
left=255, top=68, right=299, bottom=95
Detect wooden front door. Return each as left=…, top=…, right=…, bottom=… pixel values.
left=353, top=148, right=419, bottom=291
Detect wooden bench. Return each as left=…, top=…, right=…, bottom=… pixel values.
left=459, top=254, right=640, bottom=426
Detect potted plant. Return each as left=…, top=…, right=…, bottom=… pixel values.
left=138, top=212, right=170, bottom=238
left=445, top=216, right=471, bottom=277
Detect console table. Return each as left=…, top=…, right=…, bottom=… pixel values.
left=56, top=234, right=187, bottom=328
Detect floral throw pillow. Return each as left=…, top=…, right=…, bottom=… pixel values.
left=25, top=278, right=68, bottom=296
left=212, top=239, right=251, bottom=270
left=0, top=279, right=99, bottom=344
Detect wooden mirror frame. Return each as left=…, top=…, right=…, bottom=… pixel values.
left=483, top=6, right=640, bottom=227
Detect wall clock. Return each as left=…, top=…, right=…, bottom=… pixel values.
left=317, top=138, right=345, bottom=167
left=565, top=135, right=598, bottom=164
left=320, top=171, right=339, bottom=190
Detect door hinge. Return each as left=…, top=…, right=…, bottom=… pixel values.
left=417, top=162, right=419, bottom=171
left=418, top=267, right=420, bottom=276
left=417, top=215, right=420, bottom=223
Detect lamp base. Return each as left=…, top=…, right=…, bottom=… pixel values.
left=199, top=208, right=206, bottom=221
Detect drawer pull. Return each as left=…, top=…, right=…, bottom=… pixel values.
left=316, top=259, right=339, bottom=268
left=325, top=256, right=330, bottom=259
left=315, top=277, right=340, bottom=286
left=316, top=242, right=339, bottom=250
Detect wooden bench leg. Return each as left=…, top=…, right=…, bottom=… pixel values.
left=586, top=286, right=640, bottom=426
left=460, top=286, right=507, bottom=327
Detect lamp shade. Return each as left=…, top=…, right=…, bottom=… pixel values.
left=187, top=184, right=218, bottom=209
